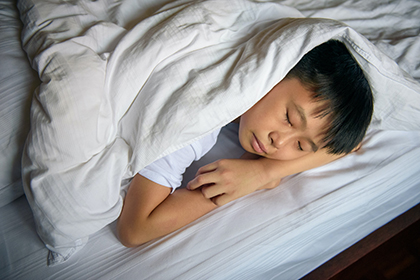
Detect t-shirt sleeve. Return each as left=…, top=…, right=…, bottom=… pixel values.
left=138, top=128, right=221, bottom=192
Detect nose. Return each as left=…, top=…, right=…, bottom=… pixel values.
left=269, top=130, right=293, bottom=149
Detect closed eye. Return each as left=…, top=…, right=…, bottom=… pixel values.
left=297, top=141, right=303, bottom=151
left=285, top=111, right=292, bottom=126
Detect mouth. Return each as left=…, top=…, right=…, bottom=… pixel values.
left=252, top=133, right=267, bottom=154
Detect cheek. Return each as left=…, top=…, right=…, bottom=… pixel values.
left=241, top=101, right=270, bottom=127
left=237, top=123, right=251, bottom=151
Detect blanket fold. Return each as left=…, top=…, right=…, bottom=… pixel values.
left=18, top=0, right=420, bottom=264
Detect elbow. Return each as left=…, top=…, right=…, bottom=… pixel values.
left=117, top=221, right=151, bottom=248
left=118, top=233, right=142, bottom=248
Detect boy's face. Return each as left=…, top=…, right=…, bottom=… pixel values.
left=238, top=77, right=329, bottom=161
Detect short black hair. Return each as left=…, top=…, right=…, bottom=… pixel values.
left=286, top=40, right=373, bottom=154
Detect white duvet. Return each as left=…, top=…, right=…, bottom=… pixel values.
left=18, top=0, right=420, bottom=264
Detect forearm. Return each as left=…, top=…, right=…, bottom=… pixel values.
left=118, top=175, right=216, bottom=247
left=185, top=151, right=346, bottom=207
left=257, top=151, right=344, bottom=186
left=142, top=189, right=217, bottom=241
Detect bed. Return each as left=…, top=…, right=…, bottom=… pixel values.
left=1, top=0, right=419, bottom=279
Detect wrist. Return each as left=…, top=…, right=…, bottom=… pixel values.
left=240, top=153, right=273, bottom=187
left=255, top=157, right=284, bottom=189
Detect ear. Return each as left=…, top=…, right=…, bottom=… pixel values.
left=352, top=143, right=362, bottom=153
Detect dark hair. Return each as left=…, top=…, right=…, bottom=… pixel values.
left=286, top=40, right=373, bottom=154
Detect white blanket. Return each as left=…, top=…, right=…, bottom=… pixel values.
left=18, top=0, right=420, bottom=264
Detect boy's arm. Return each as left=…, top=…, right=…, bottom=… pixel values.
left=187, top=150, right=346, bottom=206
left=117, top=174, right=217, bottom=247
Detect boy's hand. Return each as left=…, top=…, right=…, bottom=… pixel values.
left=186, top=157, right=280, bottom=206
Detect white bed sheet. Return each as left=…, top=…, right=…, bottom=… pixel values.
left=1, top=0, right=420, bottom=279
left=2, top=125, right=420, bottom=279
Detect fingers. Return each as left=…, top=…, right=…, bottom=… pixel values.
left=187, top=173, right=225, bottom=199
left=186, top=161, right=220, bottom=190
left=186, top=172, right=228, bottom=201
left=195, top=161, right=219, bottom=176
left=201, top=184, right=224, bottom=200
left=211, top=194, right=229, bottom=206
left=186, top=170, right=217, bottom=191
left=186, top=159, right=253, bottom=206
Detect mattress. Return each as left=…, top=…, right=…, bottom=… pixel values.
left=1, top=0, right=420, bottom=279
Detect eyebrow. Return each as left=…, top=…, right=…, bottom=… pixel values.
left=294, top=103, right=319, bottom=152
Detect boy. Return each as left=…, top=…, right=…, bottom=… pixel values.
left=117, top=40, right=373, bottom=247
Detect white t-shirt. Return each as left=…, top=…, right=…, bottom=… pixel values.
left=139, top=128, right=221, bottom=192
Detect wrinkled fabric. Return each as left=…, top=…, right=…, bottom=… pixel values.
left=18, top=0, right=420, bottom=264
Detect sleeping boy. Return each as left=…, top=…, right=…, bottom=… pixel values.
left=117, top=40, right=373, bottom=247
